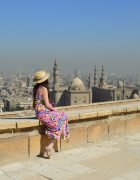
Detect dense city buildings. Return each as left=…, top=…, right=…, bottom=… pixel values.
left=0, top=62, right=139, bottom=112
left=0, top=72, right=33, bottom=112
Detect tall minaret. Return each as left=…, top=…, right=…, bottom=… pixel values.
left=88, top=73, right=92, bottom=89
left=88, top=73, right=92, bottom=103
left=99, top=65, right=105, bottom=88
left=52, top=59, right=65, bottom=106
left=53, top=59, right=63, bottom=90
left=53, top=60, right=59, bottom=86
left=101, top=65, right=104, bottom=81
left=26, top=75, right=32, bottom=87
left=93, top=65, right=97, bottom=87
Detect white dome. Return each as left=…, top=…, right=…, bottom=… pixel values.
left=133, top=93, right=139, bottom=99
left=117, top=81, right=124, bottom=88
left=71, top=77, right=85, bottom=90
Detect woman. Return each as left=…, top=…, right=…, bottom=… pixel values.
left=33, top=70, right=69, bottom=158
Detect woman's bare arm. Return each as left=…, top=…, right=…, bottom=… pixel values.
left=41, top=87, right=57, bottom=111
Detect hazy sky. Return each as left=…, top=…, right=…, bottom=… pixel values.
left=0, top=0, right=140, bottom=75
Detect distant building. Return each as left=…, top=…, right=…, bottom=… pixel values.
left=0, top=74, right=4, bottom=87
left=0, top=99, right=4, bottom=112
left=64, top=76, right=91, bottom=105
left=52, top=61, right=92, bottom=106
left=0, top=73, right=33, bottom=111
left=92, top=66, right=139, bottom=102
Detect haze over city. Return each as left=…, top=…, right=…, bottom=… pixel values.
left=0, top=0, right=140, bottom=75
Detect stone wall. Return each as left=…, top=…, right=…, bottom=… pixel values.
left=0, top=99, right=140, bottom=165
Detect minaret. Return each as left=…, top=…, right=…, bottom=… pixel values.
left=52, top=59, right=65, bottom=106
left=99, top=65, right=105, bottom=88
left=93, top=65, right=97, bottom=87
left=53, top=59, right=63, bottom=90
left=88, top=73, right=93, bottom=103
left=26, top=75, right=32, bottom=87
left=122, top=79, right=125, bottom=100
left=53, top=60, right=59, bottom=86
left=101, top=65, right=104, bottom=81
left=88, top=73, right=92, bottom=89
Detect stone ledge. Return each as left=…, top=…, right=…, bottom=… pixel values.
left=126, top=106, right=138, bottom=112
left=79, top=112, right=97, bottom=119
left=97, top=110, right=112, bottom=117
left=112, top=108, right=127, bottom=115
left=137, top=106, right=140, bottom=111
left=0, top=99, right=140, bottom=130
left=0, top=99, right=140, bottom=118
left=0, top=121, right=16, bottom=130
left=68, top=114, right=79, bottom=121
left=16, top=120, right=39, bottom=128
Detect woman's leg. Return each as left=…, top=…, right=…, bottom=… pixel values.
left=45, top=139, right=55, bottom=158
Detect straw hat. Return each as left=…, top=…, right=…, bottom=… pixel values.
left=33, top=70, right=50, bottom=84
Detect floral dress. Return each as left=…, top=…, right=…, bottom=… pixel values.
left=34, top=87, right=69, bottom=140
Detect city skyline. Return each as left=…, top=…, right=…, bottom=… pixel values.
left=0, top=0, right=140, bottom=75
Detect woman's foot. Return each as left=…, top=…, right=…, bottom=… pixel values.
left=45, top=147, right=52, bottom=159
left=45, top=142, right=54, bottom=159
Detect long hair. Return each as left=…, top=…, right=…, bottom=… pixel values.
left=33, top=80, right=50, bottom=108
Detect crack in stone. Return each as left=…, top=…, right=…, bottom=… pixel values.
left=38, top=173, right=54, bottom=180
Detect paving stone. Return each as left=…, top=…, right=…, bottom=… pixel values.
left=23, top=174, right=50, bottom=180
left=0, top=174, right=12, bottom=180
left=0, top=169, right=4, bottom=176
left=109, top=176, right=128, bottom=180
left=61, top=163, right=97, bottom=175
left=30, top=163, right=74, bottom=180
left=5, top=168, right=37, bottom=180
left=121, top=168, right=140, bottom=180
left=0, top=162, right=25, bottom=172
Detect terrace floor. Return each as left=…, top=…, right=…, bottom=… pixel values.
left=0, top=134, right=140, bottom=180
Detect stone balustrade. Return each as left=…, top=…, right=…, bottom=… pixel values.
left=0, top=99, right=140, bottom=165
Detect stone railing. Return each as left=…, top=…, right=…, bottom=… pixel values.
left=0, top=99, right=140, bottom=165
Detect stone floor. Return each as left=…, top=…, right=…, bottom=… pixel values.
left=1, top=134, right=140, bottom=180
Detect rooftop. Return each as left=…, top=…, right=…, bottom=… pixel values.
left=0, top=134, right=140, bottom=180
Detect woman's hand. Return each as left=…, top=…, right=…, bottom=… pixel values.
left=52, top=107, right=57, bottom=112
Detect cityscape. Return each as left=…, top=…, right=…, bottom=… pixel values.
left=0, top=60, right=140, bottom=112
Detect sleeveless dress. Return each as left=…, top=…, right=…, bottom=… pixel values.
left=34, top=87, right=69, bottom=140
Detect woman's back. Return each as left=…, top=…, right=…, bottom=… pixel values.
left=34, top=86, right=44, bottom=107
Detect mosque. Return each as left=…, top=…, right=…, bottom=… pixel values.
left=51, top=61, right=92, bottom=106
left=51, top=61, right=139, bottom=106
left=92, top=65, right=139, bottom=102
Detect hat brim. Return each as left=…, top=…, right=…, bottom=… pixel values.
left=33, top=73, right=50, bottom=84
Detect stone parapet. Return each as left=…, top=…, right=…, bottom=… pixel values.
left=0, top=98, right=140, bottom=118
left=0, top=99, right=140, bottom=165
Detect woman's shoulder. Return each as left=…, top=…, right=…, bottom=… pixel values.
left=36, top=85, right=44, bottom=94
left=39, top=86, right=48, bottom=93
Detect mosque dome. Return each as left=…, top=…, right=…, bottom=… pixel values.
left=71, top=77, right=85, bottom=91
left=117, top=81, right=124, bottom=88
left=133, top=93, right=139, bottom=99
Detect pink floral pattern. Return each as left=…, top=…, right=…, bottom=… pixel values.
left=35, top=89, right=69, bottom=140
